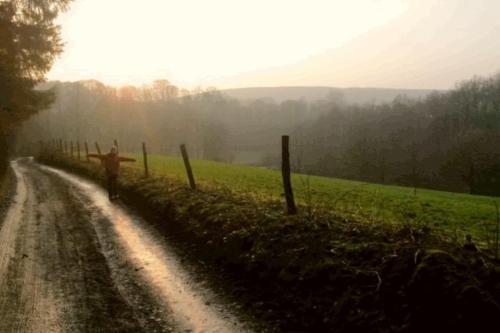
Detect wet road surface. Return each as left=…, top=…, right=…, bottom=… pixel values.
left=0, top=158, right=253, bottom=333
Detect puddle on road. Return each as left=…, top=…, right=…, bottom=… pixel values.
left=40, top=164, right=252, bottom=333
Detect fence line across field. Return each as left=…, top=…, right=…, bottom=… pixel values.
left=30, top=134, right=500, bottom=258
left=45, top=136, right=298, bottom=215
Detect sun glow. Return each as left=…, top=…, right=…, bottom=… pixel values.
left=47, top=0, right=407, bottom=87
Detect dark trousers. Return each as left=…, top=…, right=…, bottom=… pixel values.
left=107, top=174, right=118, bottom=199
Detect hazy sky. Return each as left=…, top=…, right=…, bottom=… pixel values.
left=48, top=0, right=500, bottom=89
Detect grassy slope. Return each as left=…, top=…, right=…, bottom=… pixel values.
left=39, top=152, right=500, bottom=333
left=123, top=153, right=499, bottom=242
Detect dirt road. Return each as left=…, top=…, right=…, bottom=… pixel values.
left=0, top=158, right=253, bottom=333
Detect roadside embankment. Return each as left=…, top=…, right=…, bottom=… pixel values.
left=37, top=152, right=500, bottom=333
left=0, top=165, right=16, bottom=226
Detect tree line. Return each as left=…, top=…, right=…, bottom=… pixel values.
left=18, top=79, right=336, bottom=163
left=18, top=72, right=500, bottom=196
left=293, top=74, right=500, bottom=195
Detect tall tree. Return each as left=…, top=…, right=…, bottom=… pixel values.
left=0, top=0, right=70, bottom=173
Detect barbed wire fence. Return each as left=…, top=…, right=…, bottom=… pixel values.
left=40, top=135, right=298, bottom=215
left=36, top=135, right=500, bottom=257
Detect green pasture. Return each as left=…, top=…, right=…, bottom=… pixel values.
left=116, top=153, right=500, bottom=241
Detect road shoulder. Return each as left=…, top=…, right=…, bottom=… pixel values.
left=0, top=165, right=17, bottom=228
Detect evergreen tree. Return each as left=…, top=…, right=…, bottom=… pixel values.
left=0, top=0, right=70, bottom=173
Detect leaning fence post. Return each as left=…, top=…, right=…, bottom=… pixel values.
left=77, top=141, right=81, bottom=160
left=180, top=144, right=196, bottom=190
left=70, top=141, right=74, bottom=159
left=282, top=135, right=297, bottom=215
left=142, top=142, right=149, bottom=177
left=84, top=141, right=90, bottom=162
left=95, top=142, right=102, bottom=156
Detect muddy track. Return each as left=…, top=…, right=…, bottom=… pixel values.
left=0, top=158, right=254, bottom=333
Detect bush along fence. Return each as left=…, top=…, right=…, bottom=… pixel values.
left=39, top=135, right=299, bottom=216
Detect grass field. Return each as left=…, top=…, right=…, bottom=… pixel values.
left=118, top=153, right=500, bottom=242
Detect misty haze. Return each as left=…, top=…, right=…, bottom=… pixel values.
left=1, top=1, right=500, bottom=333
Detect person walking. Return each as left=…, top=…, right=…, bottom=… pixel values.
left=88, top=146, right=136, bottom=200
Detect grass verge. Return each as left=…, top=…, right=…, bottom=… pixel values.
left=38, top=152, right=500, bottom=333
left=0, top=164, right=16, bottom=226
left=121, top=153, right=500, bottom=243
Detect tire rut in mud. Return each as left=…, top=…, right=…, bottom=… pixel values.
left=0, top=160, right=144, bottom=333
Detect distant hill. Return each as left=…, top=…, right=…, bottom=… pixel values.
left=222, top=86, right=439, bottom=104
left=39, top=81, right=439, bottom=105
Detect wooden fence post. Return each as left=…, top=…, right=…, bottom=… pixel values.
left=282, top=135, right=297, bottom=215
left=495, top=202, right=499, bottom=260
left=142, top=142, right=149, bottom=177
left=70, top=141, right=74, bottom=158
left=180, top=144, right=196, bottom=190
left=95, top=142, right=102, bottom=156
left=77, top=141, right=81, bottom=160
left=114, top=139, right=119, bottom=152
left=84, top=141, right=90, bottom=161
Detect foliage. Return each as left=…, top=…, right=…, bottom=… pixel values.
left=295, top=75, right=500, bottom=195
left=0, top=0, right=69, bottom=122
left=0, top=0, right=70, bottom=174
left=16, top=80, right=341, bottom=164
